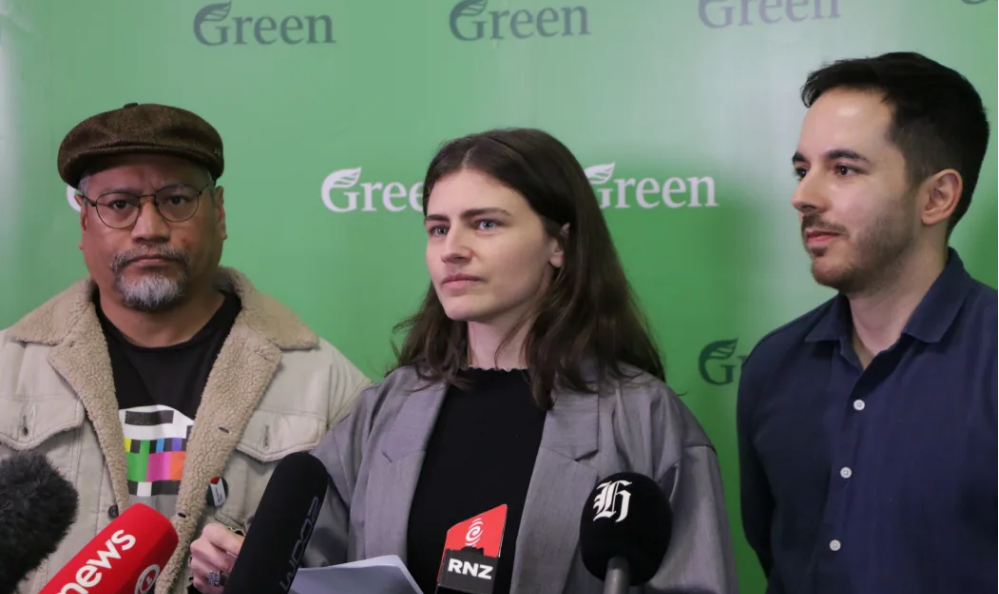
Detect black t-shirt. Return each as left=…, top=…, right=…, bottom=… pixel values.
left=406, top=368, right=547, bottom=594
left=96, top=292, right=241, bottom=514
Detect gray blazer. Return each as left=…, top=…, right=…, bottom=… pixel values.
left=304, top=365, right=738, bottom=593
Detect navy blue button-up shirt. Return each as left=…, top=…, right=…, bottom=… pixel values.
left=737, top=249, right=997, bottom=594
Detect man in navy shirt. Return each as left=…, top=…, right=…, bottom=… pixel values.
left=738, top=51, right=997, bottom=594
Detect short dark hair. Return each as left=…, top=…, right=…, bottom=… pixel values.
left=801, top=52, right=990, bottom=232
left=392, top=128, right=665, bottom=409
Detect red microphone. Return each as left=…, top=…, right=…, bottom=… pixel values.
left=436, top=505, right=507, bottom=594
left=37, top=503, right=178, bottom=594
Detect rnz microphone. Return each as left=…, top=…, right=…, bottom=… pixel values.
left=0, top=451, right=79, bottom=594
left=579, top=472, right=672, bottom=594
left=436, top=504, right=508, bottom=594
left=223, top=451, right=329, bottom=594
left=37, top=503, right=178, bottom=594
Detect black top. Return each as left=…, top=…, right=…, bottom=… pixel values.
left=407, top=368, right=547, bottom=594
left=96, top=292, right=241, bottom=506
left=737, top=249, right=998, bottom=594
left=98, top=292, right=242, bottom=418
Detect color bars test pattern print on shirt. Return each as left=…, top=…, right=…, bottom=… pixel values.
left=119, top=404, right=194, bottom=497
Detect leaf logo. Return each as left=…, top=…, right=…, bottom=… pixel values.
left=321, top=167, right=363, bottom=212
left=585, top=163, right=615, bottom=185
left=453, top=0, right=488, bottom=18
left=698, top=339, right=741, bottom=386
left=198, top=2, right=232, bottom=22
left=703, top=339, right=738, bottom=361
left=324, top=167, right=362, bottom=190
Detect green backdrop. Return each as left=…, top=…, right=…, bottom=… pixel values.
left=1, top=1, right=996, bottom=592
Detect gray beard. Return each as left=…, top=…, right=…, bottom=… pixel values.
left=115, top=273, right=187, bottom=312
left=110, top=246, right=192, bottom=313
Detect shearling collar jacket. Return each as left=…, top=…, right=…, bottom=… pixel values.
left=0, top=267, right=369, bottom=594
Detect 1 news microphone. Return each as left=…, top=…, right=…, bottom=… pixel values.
left=222, top=451, right=329, bottom=594
left=579, top=472, right=672, bottom=594
left=0, top=452, right=79, bottom=594
left=37, top=503, right=178, bottom=594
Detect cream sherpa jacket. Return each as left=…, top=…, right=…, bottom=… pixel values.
left=0, top=267, right=370, bottom=594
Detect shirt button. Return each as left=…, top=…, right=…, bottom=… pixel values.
left=840, top=467, right=852, bottom=479
left=829, top=539, right=842, bottom=551
left=108, top=504, right=119, bottom=519
left=853, top=399, right=866, bottom=411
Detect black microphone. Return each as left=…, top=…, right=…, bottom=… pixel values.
left=0, top=451, right=79, bottom=594
left=579, top=472, right=672, bottom=594
left=222, top=451, right=329, bottom=594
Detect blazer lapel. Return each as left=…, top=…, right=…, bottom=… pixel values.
left=511, top=390, right=601, bottom=594
left=365, top=381, right=447, bottom=561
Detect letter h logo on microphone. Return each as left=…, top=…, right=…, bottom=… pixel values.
left=592, top=479, right=632, bottom=523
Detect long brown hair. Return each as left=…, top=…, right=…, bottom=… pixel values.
left=392, top=128, right=664, bottom=408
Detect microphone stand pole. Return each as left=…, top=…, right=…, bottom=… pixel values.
left=603, top=557, right=630, bottom=594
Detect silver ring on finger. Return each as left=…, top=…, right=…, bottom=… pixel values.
left=208, top=570, right=226, bottom=588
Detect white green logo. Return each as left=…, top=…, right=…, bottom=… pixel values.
left=584, top=162, right=718, bottom=209
left=321, top=163, right=718, bottom=213
left=450, top=0, right=590, bottom=41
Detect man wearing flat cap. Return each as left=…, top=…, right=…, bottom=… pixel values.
left=0, top=103, right=370, bottom=594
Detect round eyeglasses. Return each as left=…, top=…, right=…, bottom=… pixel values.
left=77, top=182, right=213, bottom=229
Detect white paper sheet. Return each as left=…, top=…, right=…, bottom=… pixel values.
left=289, top=555, right=423, bottom=594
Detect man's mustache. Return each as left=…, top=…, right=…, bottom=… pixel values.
left=111, top=246, right=191, bottom=274
left=801, top=213, right=847, bottom=236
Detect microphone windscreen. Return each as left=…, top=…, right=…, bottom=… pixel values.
left=223, top=451, right=329, bottom=594
left=37, top=503, right=177, bottom=594
left=578, top=472, right=672, bottom=585
left=0, top=451, right=79, bottom=594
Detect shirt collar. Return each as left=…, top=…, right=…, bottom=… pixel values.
left=805, top=248, right=974, bottom=345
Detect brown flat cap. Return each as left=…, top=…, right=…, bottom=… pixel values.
left=58, top=102, right=224, bottom=188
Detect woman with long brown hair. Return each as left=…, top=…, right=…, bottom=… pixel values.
left=318, top=127, right=735, bottom=592
left=191, top=127, right=736, bottom=594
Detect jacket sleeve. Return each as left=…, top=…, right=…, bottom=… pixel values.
left=737, top=350, right=775, bottom=576
left=321, top=340, right=373, bottom=430
left=243, top=343, right=372, bottom=535
left=302, top=385, right=373, bottom=568
left=646, top=428, right=739, bottom=594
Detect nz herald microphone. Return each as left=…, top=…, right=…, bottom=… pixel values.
left=579, top=473, right=672, bottom=594
left=436, top=504, right=507, bottom=594
left=37, top=503, right=178, bottom=594
left=222, top=451, right=329, bottom=594
left=0, top=452, right=79, bottom=594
